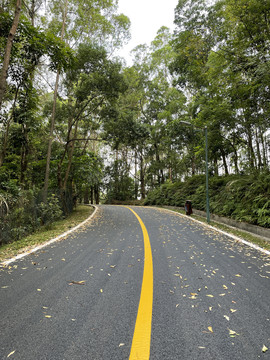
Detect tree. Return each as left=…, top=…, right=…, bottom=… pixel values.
left=0, top=0, right=21, bottom=109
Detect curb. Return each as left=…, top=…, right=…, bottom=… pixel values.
left=1, top=205, right=98, bottom=267
left=155, top=207, right=270, bottom=257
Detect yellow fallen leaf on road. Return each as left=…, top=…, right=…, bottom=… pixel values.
left=235, top=274, right=241, bottom=277
left=7, top=350, right=15, bottom=357
left=230, top=309, right=237, bottom=313
left=100, top=289, right=103, bottom=293
left=229, top=329, right=240, bottom=337
left=208, top=326, right=213, bottom=333
left=37, top=289, right=41, bottom=292
left=223, top=285, right=228, bottom=290
left=45, top=315, right=51, bottom=318
left=262, top=345, right=268, bottom=353
left=224, top=315, right=230, bottom=321
left=119, top=343, right=125, bottom=347
left=206, top=294, right=214, bottom=298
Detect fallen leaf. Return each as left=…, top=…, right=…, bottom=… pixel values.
left=219, top=293, right=226, bottom=296
left=37, top=289, right=41, bottom=292
left=262, top=345, right=268, bottom=353
left=198, top=346, right=206, bottom=349
left=235, top=274, right=241, bottom=277
left=230, top=309, right=237, bottom=313
left=119, top=343, right=125, bottom=347
left=208, top=326, right=213, bottom=333
left=69, top=280, right=85, bottom=285
left=223, top=285, right=228, bottom=290
left=45, top=315, right=52, bottom=318
left=100, top=289, right=103, bottom=293
left=224, top=315, right=230, bottom=321
left=61, top=258, right=66, bottom=261
left=7, top=350, right=15, bottom=358
left=206, top=294, right=214, bottom=298
left=228, top=329, right=240, bottom=337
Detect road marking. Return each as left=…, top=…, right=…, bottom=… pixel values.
left=127, top=207, right=153, bottom=360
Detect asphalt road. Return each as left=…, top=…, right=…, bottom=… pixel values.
left=0, top=205, right=270, bottom=359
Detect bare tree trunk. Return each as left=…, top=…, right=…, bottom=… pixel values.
left=255, top=128, right=263, bottom=171
left=0, top=0, right=21, bottom=109
left=63, top=120, right=79, bottom=190
left=140, top=152, right=145, bottom=199
left=90, top=186, right=94, bottom=204
left=220, top=148, right=229, bottom=175
left=84, top=187, right=89, bottom=204
left=134, top=150, right=138, bottom=199
left=247, top=129, right=257, bottom=170
left=43, top=0, right=68, bottom=201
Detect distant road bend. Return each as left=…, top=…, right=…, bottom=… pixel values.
left=0, top=205, right=270, bottom=359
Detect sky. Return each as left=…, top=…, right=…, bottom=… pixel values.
left=116, top=0, right=179, bottom=65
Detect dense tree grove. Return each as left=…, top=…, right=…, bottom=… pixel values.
left=0, top=0, right=269, bottom=244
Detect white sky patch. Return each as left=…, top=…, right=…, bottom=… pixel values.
left=117, top=0, right=179, bottom=64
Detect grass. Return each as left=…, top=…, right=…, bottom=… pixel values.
left=159, top=206, right=270, bottom=252
left=0, top=205, right=95, bottom=262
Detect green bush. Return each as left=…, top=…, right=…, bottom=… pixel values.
left=144, top=172, right=270, bottom=228
left=37, top=194, right=63, bottom=227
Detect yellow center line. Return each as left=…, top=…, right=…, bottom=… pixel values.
left=126, top=207, right=153, bottom=360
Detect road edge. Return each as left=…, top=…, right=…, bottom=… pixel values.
left=1, top=205, right=98, bottom=267
left=154, top=206, right=270, bottom=257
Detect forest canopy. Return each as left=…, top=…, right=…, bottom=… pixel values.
left=0, top=0, right=269, bottom=244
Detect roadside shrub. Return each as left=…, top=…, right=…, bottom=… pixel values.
left=37, top=194, right=63, bottom=227
left=144, top=172, right=270, bottom=228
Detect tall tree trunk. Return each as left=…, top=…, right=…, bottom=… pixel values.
left=134, top=150, right=138, bottom=199
left=20, top=123, right=29, bottom=187
left=140, top=151, right=145, bottom=199
left=247, top=129, right=257, bottom=170
left=231, top=144, right=239, bottom=174
left=90, top=186, right=94, bottom=204
left=259, top=126, right=268, bottom=169
left=84, top=187, right=89, bottom=204
left=43, top=0, right=68, bottom=201
left=220, top=148, right=229, bottom=175
left=63, top=120, right=79, bottom=190
left=0, top=0, right=21, bottom=109
left=213, top=156, right=219, bottom=176
left=94, top=184, right=99, bottom=204
left=255, top=128, right=263, bottom=171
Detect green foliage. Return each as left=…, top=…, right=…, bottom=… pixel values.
left=37, top=194, right=63, bottom=227
left=145, top=173, right=270, bottom=228
left=104, top=160, right=135, bottom=202
left=0, top=190, right=63, bottom=245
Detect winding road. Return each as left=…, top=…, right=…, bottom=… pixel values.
left=1, top=205, right=270, bottom=359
